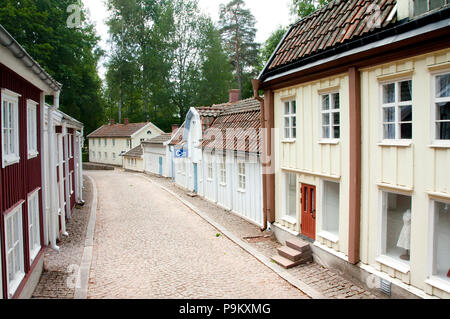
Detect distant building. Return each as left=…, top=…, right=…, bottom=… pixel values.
left=122, top=145, right=144, bottom=172
left=87, top=119, right=163, bottom=166
left=142, top=133, right=173, bottom=177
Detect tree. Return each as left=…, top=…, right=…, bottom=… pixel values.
left=0, top=0, right=106, bottom=135
left=258, top=25, right=288, bottom=73
left=291, top=0, right=332, bottom=18
left=219, top=0, right=259, bottom=100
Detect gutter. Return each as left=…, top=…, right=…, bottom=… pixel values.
left=0, top=24, right=62, bottom=92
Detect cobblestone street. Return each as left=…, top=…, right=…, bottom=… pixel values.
left=87, top=170, right=307, bottom=299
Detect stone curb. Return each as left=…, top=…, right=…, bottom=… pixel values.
left=140, top=174, right=326, bottom=300
left=74, top=173, right=98, bottom=299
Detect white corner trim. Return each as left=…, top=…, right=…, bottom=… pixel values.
left=376, top=255, right=410, bottom=274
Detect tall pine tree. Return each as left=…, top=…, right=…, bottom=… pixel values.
left=219, top=0, right=259, bottom=100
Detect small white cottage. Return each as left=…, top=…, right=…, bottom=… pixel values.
left=142, top=133, right=172, bottom=177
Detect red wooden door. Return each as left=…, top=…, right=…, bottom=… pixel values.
left=301, top=184, right=316, bottom=240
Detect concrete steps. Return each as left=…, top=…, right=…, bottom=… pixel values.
left=272, top=238, right=312, bottom=269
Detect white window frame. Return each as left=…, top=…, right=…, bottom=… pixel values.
left=68, top=134, right=73, bottom=158
left=431, top=71, right=450, bottom=146
left=207, top=160, right=213, bottom=180
left=112, top=152, right=116, bottom=159
left=379, top=79, right=413, bottom=141
left=320, top=179, right=341, bottom=241
left=28, top=189, right=41, bottom=263
left=112, top=138, right=115, bottom=146
left=219, top=158, right=226, bottom=185
left=413, top=0, right=449, bottom=16
left=5, top=202, right=25, bottom=298
left=283, top=100, right=296, bottom=140
left=426, top=198, right=450, bottom=292
left=320, top=92, right=341, bottom=141
left=69, top=172, right=74, bottom=195
left=104, top=138, right=107, bottom=147
left=283, top=172, right=297, bottom=222
left=27, top=100, right=38, bottom=159
left=1, top=89, right=21, bottom=168
left=237, top=162, right=246, bottom=192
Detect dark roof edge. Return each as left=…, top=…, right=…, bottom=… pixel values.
left=259, top=7, right=450, bottom=82
left=0, top=24, right=62, bottom=91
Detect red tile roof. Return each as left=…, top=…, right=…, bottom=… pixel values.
left=267, top=0, right=397, bottom=72
left=202, top=98, right=262, bottom=153
left=168, top=125, right=185, bottom=146
left=142, top=133, right=172, bottom=145
left=87, top=122, right=151, bottom=138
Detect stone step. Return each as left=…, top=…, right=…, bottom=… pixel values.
left=271, top=254, right=313, bottom=269
left=286, top=238, right=311, bottom=253
left=277, top=246, right=303, bottom=262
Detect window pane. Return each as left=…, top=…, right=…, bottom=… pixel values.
left=284, top=102, right=290, bottom=115
left=322, top=95, right=330, bottom=110
left=384, top=192, right=411, bottom=264
left=333, top=112, right=340, bottom=125
left=383, top=83, right=395, bottom=103
left=437, top=122, right=450, bottom=140
left=332, top=93, right=340, bottom=109
left=292, top=128, right=297, bottom=139
left=292, top=116, right=296, bottom=128
left=430, top=0, right=445, bottom=10
left=322, top=113, right=330, bottom=125
left=438, top=102, right=450, bottom=120
left=287, top=173, right=296, bottom=218
left=414, top=0, right=428, bottom=15
left=333, top=126, right=340, bottom=139
left=401, top=123, right=412, bottom=139
left=434, top=201, right=450, bottom=280
left=284, top=128, right=290, bottom=139
left=384, top=124, right=395, bottom=139
left=383, top=107, right=395, bottom=122
left=400, top=80, right=412, bottom=102
left=284, top=117, right=290, bottom=128
left=400, top=105, right=412, bottom=122
left=322, top=126, right=330, bottom=139
left=436, top=74, right=450, bottom=98
left=291, top=101, right=296, bottom=114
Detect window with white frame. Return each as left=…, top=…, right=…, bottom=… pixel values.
left=104, top=138, right=107, bottom=147
left=27, top=100, right=38, bottom=158
left=69, top=135, right=73, bottom=158
left=207, top=160, right=213, bottom=180
left=113, top=152, right=116, bottom=159
left=127, top=139, right=131, bottom=148
left=433, top=73, right=450, bottom=140
left=322, top=181, right=340, bottom=236
left=5, top=203, right=25, bottom=297
left=430, top=200, right=450, bottom=282
left=238, top=162, right=246, bottom=190
left=380, top=191, right=412, bottom=264
left=381, top=80, right=412, bottom=140
left=414, top=0, right=449, bottom=16
left=285, top=172, right=297, bottom=219
left=70, top=172, right=74, bottom=194
left=321, top=92, right=340, bottom=139
left=219, top=158, right=226, bottom=184
left=98, top=138, right=100, bottom=146
left=2, top=89, right=21, bottom=167
left=112, top=138, right=115, bottom=146
left=28, top=190, right=41, bottom=263
left=283, top=100, right=296, bottom=139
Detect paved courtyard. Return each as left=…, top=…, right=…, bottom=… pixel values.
left=87, top=170, right=307, bottom=299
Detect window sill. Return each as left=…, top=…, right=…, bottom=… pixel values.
left=377, top=140, right=412, bottom=147
left=28, top=151, right=39, bottom=160
left=237, top=188, right=246, bottom=193
left=428, top=142, right=450, bottom=149
left=281, top=139, right=296, bottom=144
left=317, top=231, right=339, bottom=243
left=219, top=183, right=227, bottom=187
left=376, top=255, right=410, bottom=274
left=3, top=156, right=20, bottom=168
left=318, top=139, right=340, bottom=145
left=425, top=277, right=450, bottom=294
left=281, top=215, right=297, bottom=225
left=207, top=178, right=213, bottom=182
left=8, top=272, right=25, bottom=298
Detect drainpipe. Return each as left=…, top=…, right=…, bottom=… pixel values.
left=348, top=67, right=362, bottom=265
left=252, top=79, right=268, bottom=231
left=40, top=92, right=49, bottom=246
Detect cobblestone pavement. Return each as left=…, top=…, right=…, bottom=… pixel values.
left=87, top=170, right=307, bottom=299
left=32, top=176, right=93, bottom=299
left=145, top=173, right=383, bottom=299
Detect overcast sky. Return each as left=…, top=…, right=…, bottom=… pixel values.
left=82, top=0, right=295, bottom=79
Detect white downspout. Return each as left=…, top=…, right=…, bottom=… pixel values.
left=79, top=128, right=84, bottom=202
left=58, top=130, right=68, bottom=237
left=40, top=93, right=49, bottom=245
left=63, top=124, right=71, bottom=220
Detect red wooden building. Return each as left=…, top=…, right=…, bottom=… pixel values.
left=0, top=24, right=63, bottom=299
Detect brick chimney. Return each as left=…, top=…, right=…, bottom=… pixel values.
left=110, top=119, right=115, bottom=125
left=229, top=89, right=240, bottom=103
left=171, top=124, right=179, bottom=135
left=124, top=118, right=129, bottom=125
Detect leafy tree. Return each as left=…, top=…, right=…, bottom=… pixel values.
left=258, top=25, right=288, bottom=73
left=291, top=0, right=332, bottom=18
left=0, top=0, right=106, bottom=135
left=219, top=0, right=259, bottom=100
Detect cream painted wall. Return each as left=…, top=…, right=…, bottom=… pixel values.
left=360, top=48, right=450, bottom=298
left=123, top=156, right=144, bottom=172
left=273, top=74, right=350, bottom=256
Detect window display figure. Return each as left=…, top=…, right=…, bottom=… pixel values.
left=397, top=209, right=411, bottom=261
